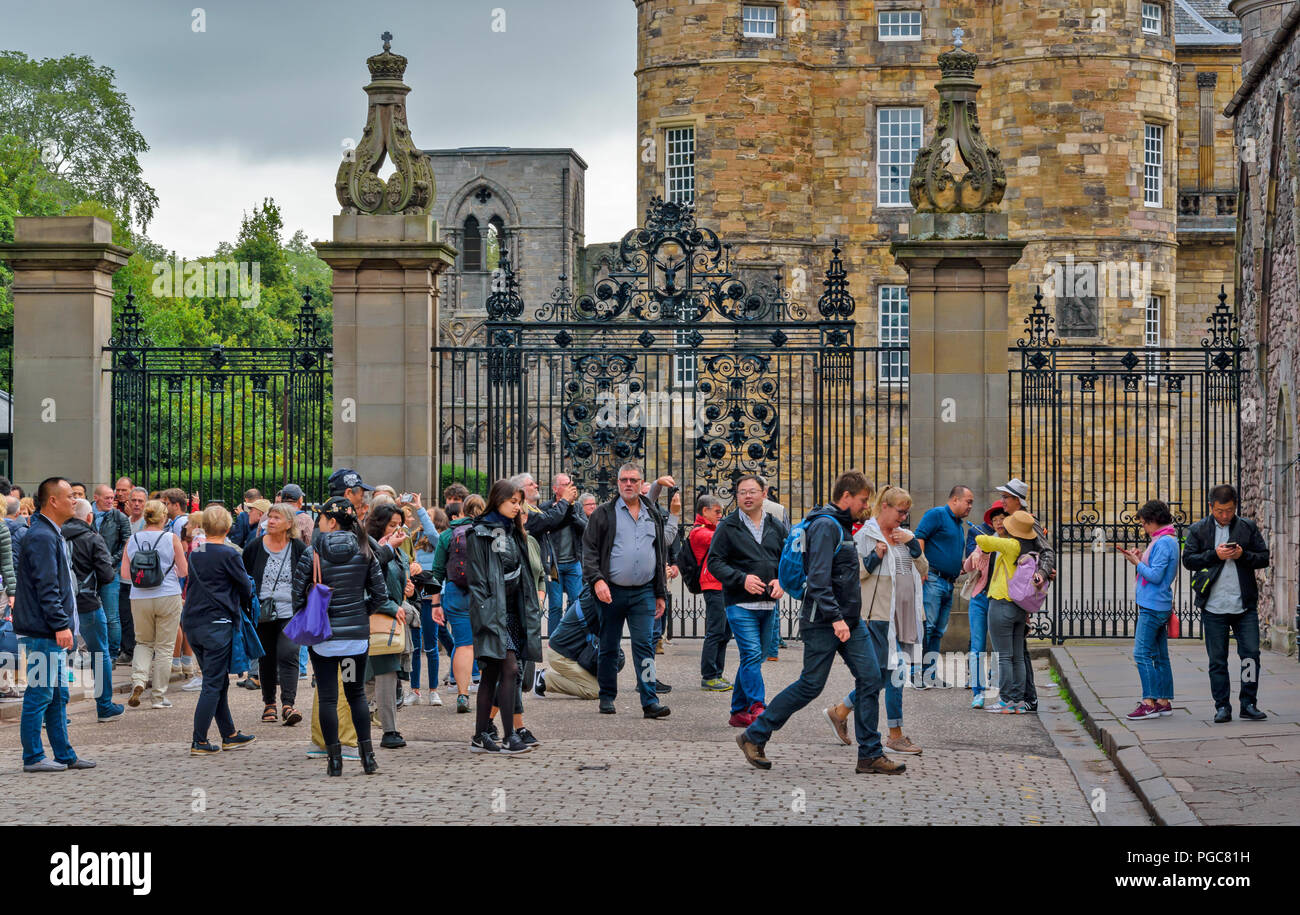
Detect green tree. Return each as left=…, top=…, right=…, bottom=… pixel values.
left=0, top=51, right=158, bottom=230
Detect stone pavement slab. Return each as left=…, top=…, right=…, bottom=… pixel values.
left=0, top=643, right=1111, bottom=825
left=1053, top=641, right=1300, bottom=826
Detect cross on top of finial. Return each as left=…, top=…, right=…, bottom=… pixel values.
left=381, top=31, right=393, bottom=52
left=952, top=27, right=964, bottom=48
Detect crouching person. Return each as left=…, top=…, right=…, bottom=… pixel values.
left=535, top=584, right=624, bottom=699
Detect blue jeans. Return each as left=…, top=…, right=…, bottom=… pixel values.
left=77, top=608, right=117, bottom=716
left=767, top=606, right=781, bottom=656
left=99, top=581, right=121, bottom=660
left=298, top=645, right=308, bottom=677
left=968, top=591, right=990, bottom=696
left=597, top=583, right=658, bottom=707
left=846, top=619, right=904, bottom=727
left=18, top=637, right=77, bottom=767
left=747, top=620, right=883, bottom=760
left=725, top=604, right=774, bottom=715
left=1133, top=606, right=1173, bottom=700
left=547, top=560, right=584, bottom=637
left=411, top=598, right=443, bottom=691
left=921, top=571, right=954, bottom=680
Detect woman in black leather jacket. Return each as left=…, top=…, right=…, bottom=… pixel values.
left=292, top=497, right=395, bottom=776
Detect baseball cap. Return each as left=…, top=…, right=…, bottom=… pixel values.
left=328, top=468, right=373, bottom=495
left=280, top=483, right=305, bottom=502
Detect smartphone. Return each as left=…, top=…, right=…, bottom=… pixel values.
left=1223, top=541, right=1238, bottom=550
left=400, top=493, right=415, bottom=504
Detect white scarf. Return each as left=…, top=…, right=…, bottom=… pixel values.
left=855, top=518, right=924, bottom=670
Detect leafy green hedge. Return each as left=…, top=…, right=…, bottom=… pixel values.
left=440, top=463, right=490, bottom=498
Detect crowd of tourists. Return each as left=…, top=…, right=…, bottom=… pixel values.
left=0, top=461, right=1272, bottom=775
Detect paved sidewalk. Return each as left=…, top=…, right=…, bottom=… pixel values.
left=0, top=645, right=1109, bottom=825
left=1051, top=641, right=1300, bottom=825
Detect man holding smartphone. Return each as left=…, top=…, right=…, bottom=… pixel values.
left=1182, top=484, right=1271, bottom=723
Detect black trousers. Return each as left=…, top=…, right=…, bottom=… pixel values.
left=1203, top=608, right=1261, bottom=708
left=256, top=617, right=299, bottom=707
left=308, top=649, right=371, bottom=747
left=118, top=582, right=135, bottom=656
left=700, top=589, right=732, bottom=679
left=190, top=628, right=235, bottom=744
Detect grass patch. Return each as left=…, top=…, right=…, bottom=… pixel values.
left=1049, top=666, right=1105, bottom=752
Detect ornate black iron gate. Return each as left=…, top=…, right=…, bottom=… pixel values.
left=1010, top=288, right=1246, bottom=643
left=106, top=289, right=332, bottom=505
left=434, top=199, right=910, bottom=636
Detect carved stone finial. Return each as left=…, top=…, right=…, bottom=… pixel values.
left=908, top=38, right=1005, bottom=214
left=335, top=34, right=436, bottom=215
left=952, top=27, right=964, bottom=47
left=381, top=30, right=392, bottom=52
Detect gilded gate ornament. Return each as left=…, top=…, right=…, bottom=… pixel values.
left=909, top=30, right=1006, bottom=214
left=335, top=32, right=435, bottom=215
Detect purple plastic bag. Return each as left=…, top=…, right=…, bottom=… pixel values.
left=1007, top=552, right=1050, bottom=614
left=284, top=552, right=333, bottom=646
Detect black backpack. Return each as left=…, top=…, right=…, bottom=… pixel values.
left=129, top=532, right=175, bottom=589
left=676, top=526, right=704, bottom=595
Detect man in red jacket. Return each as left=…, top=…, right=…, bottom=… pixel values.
left=690, top=495, right=731, bottom=692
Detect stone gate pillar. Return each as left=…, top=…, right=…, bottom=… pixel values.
left=0, top=216, right=130, bottom=491
left=891, top=37, right=1025, bottom=650
left=315, top=35, right=457, bottom=498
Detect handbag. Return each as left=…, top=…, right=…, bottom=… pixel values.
left=284, top=551, right=334, bottom=646
left=1167, top=612, right=1181, bottom=639
left=369, top=603, right=406, bottom=656
left=1007, top=551, right=1051, bottom=614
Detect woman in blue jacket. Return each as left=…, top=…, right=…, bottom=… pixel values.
left=1116, top=500, right=1180, bottom=721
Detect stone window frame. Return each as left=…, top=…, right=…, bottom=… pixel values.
left=651, top=117, right=701, bottom=206
left=1141, top=1, right=1163, bottom=35
left=878, top=9, right=923, bottom=41
left=876, top=283, right=911, bottom=386
left=1143, top=121, right=1166, bottom=208
left=874, top=105, right=925, bottom=208
left=1144, top=293, right=1164, bottom=382
left=740, top=3, right=780, bottom=38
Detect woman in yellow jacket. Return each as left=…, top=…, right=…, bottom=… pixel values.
left=975, top=510, right=1039, bottom=714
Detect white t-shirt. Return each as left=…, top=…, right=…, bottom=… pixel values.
left=125, top=530, right=183, bottom=599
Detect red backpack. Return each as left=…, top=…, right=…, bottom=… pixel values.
left=445, top=525, right=471, bottom=590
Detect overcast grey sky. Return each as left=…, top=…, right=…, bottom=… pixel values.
left=3, top=0, right=638, bottom=256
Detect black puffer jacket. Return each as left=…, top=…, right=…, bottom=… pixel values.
left=291, top=530, right=389, bottom=642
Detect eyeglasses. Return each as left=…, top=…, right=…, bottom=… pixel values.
left=618, top=477, right=641, bottom=484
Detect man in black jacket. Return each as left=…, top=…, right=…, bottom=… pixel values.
left=1182, top=484, right=1271, bottom=722
left=737, top=470, right=904, bottom=775
left=518, top=472, right=584, bottom=636
left=705, top=476, right=787, bottom=727
left=582, top=461, right=670, bottom=718
left=92, top=484, right=131, bottom=664
left=64, top=499, right=123, bottom=722
left=13, top=478, right=96, bottom=772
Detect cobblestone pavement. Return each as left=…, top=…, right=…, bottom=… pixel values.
left=0, top=644, right=1103, bottom=825
left=1056, top=642, right=1300, bottom=826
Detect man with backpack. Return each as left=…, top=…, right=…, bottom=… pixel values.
left=703, top=477, right=788, bottom=725
left=13, top=478, right=97, bottom=772
left=63, top=499, right=124, bottom=722
left=684, top=494, right=731, bottom=692
left=737, top=470, right=904, bottom=775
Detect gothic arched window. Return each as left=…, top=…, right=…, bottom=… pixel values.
left=486, top=216, right=505, bottom=274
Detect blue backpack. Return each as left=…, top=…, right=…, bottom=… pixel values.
left=778, top=513, right=846, bottom=600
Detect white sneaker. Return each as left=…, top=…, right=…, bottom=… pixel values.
left=427, top=690, right=443, bottom=707
left=469, top=680, right=480, bottom=693
left=181, top=676, right=204, bottom=691
left=152, top=698, right=173, bottom=709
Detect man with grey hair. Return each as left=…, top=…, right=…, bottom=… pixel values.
left=62, top=497, right=123, bottom=722
left=92, top=484, right=131, bottom=662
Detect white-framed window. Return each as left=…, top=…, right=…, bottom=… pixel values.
left=878, top=285, right=910, bottom=383
left=742, top=4, right=778, bottom=37
left=1145, top=294, right=1163, bottom=380
left=879, top=10, right=922, bottom=40
left=1144, top=124, right=1164, bottom=207
left=1141, top=2, right=1162, bottom=34
left=877, top=108, right=923, bottom=207
left=665, top=126, right=696, bottom=205
left=673, top=327, right=697, bottom=388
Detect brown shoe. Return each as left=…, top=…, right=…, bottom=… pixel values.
left=127, top=685, right=144, bottom=708
left=885, top=734, right=922, bottom=755
left=856, top=755, right=907, bottom=775
left=823, top=707, right=851, bottom=746
left=736, top=732, right=772, bottom=770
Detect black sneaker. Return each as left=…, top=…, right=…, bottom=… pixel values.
left=499, top=732, right=532, bottom=755
left=487, top=721, right=500, bottom=741
left=190, top=739, right=221, bottom=756
left=516, top=727, right=541, bottom=748
left=654, top=681, right=673, bottom=694
left=381, top=731, right=407, bottom=749
left=533, top=669, right=546, bottom=697
left=643, top=704, right=671, bottom=719
left=221, top=732, right=256, bottom=751
left=471, top=730, right=501, bottom=753
left=599, top=701, right=616, bottom=714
